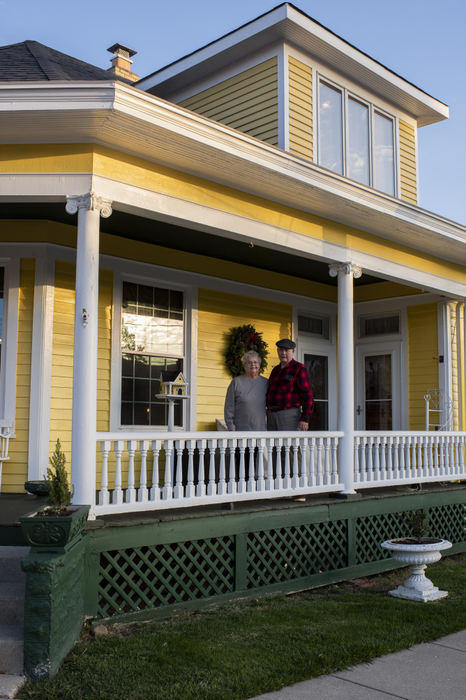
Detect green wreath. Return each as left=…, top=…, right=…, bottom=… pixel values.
left=224, top=324, right=268, bottom=378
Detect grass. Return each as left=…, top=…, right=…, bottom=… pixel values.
left=18, top=553, right=466, bottom=700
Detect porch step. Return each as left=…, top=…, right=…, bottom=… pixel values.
left=0, top=674, right=26, bottom=699
left=0, top=547, right=28, bottom=582
left=0, top=583, right=25, bottom=624
left=0, top=624, right=23, bottom=675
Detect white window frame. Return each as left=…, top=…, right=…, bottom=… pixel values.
left=110, top=270, right=194, bottom=432
left=0, top=257, right=20, bottom=432
left=316, top=72, right=398, bottom=196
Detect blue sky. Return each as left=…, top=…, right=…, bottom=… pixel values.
left=2, top=0, right=465, bottom=224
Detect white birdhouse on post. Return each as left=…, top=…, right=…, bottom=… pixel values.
left=156, top=372, right=189, bottom=431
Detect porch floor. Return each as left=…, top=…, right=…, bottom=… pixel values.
left=2, top=482, right=464, bottom=543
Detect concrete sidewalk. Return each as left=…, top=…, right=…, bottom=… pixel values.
left=248, top=630, right=466, bottom=699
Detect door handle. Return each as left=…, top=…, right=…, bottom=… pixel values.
left=356, top=405, right=362, bottom=416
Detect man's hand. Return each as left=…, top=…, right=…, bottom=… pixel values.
left=298, top=421, right=309, bottom=431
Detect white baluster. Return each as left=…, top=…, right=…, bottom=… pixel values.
left=218, top=439, right=227, bottom=495
left=185, top=439, right=196, bottom=498
left=432, top=435, right=439, bottom=477
left=99, top=440, right=110, bottom=505
left=384, top=435, right=392, bottom=481
left=300, top=437, right=309, bottom=488
left=265, top=438, right=274, bottom=490
left=418, top=437, right=424, bottom=478
left=282, top=437, right=291, bottom=489
left=393, top=436, right=399, bottom=480
left=291, top=438, right=300, bottom=489
left=256, top=438, right=265, bottom=492
left=150, top=439, right=161, bottom=500
left=196, top=439, right=206, bottom=497
left=112, top=439, right=124, bottom=505
left=247, top=438, right=256, bottom=492
left=439, top=436, right=445, bottom=475
left=162, top=440, right=174, bottom=500
left=126, top=439, right=137, bottom=504
left=174, top=439, right=185, bottom=500
left=373, top=436, right=381, bottom=482
left=359, top=437, right=366, bottom=484
left=353, top=435, right=360, bottom=482
left=308, top=438, right=315, bottom=486
left=137, top=440, right=149, bottom=503
left=331, top=436, right=339, bottom=485
left=379, top=436, right=386, bottom=481
left=323, top=437, right=331, bottom=485
left=274, top=438, right=283, bottom=490
left=237, top=438, right=247, bottom=494
left=227, top=438, right=237, bottom=494
left=399, top=436, right=406, bottom=479
left=207, top=439, right=217, bottom=496
left=316, top=437, right=323, bottom=486
left=449, top=436, right=455, bottom=476
left=367, top=436, right=373, bottom=482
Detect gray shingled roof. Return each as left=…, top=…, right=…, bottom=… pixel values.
left=0, top=40, right=112, bottom=81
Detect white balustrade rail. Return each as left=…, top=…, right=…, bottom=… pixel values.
left=94, top=431, right=343, bottom=516
left=354, top=431, right=466, bottom=488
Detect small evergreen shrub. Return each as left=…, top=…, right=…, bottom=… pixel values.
left=45, top=438, right=73, bottom=514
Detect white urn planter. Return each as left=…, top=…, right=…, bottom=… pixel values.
left=381, top=538, right=452, bottom=602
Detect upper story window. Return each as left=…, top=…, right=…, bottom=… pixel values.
left=120, top=281, right=185, bottom=427
left=318, top=78, right=396, bottom=196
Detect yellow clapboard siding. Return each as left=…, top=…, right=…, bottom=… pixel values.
left=3, top=259, right=35, bottom=492
left=288, top=56, right=312, bottom=162
left=399, top=119, right=417, bottom=204
left=408, top=304, right=438, bottom=429
left=49, top=262, right=113, bottom=453
left=197, top=288, right=291, bottom=430
left=180, top=58, right=278, bottom=147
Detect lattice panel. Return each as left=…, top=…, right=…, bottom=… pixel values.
left=355, top=512, right=408, bottom=564
left=246, top=520, right=347, bottom=588
left=429, top=504, right=465, bottom=543
left=97, top=536, right=234, bottom=618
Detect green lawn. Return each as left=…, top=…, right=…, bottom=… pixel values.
left=18, top=553, right=466, bottom=700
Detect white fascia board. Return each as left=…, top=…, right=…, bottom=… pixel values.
left=0, top=83, right=464, bottom=263
left=137, top=5, right=289, bottom=91
left=137, top=3, right=447, bottom=125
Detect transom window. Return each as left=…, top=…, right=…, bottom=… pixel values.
left=121, top=281, right=185, bottom=427
left=318, top=78, right=396, bottom=196
left=298, top=314, right=330, bottom=340
left=359, top=314, right=400, bottom=338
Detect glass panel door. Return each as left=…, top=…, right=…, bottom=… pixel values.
left=364, top=354, right=392, bottom=430
left=303, top=353, right=328, bottom=430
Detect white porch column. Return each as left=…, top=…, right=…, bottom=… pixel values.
left=65, top=193, right=112, bottom=507
left=329, top=262, right=362, bottom=494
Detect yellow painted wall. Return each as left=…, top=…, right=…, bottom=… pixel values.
left=399, top=120, right=417, bottom=204
left=407, top=303, right=438, bottom=429
left=180, top=58, right=278, bottom=146
left=288, top=56, right=313, bottom=161
left=449, top=302, right=459, bottom=431
left=197, top=288, right=292, bottom=430
left=49, top=261, right=113, bottom=462
left=3, top=260, right=34, bottom=492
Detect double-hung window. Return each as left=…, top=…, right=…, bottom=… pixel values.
left=318, top=77, right=396, bottom=196
left=120, top=281, right=185, bottom=428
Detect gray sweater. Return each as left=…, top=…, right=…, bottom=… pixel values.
left=224, top=375, right=268, bottom=431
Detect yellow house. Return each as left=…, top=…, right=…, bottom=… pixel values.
left=0, top=3, right=465, bottom=512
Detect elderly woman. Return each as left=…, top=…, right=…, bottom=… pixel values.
left=224, top=350, right=268, bottom=430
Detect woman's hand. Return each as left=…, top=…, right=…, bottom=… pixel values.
left=298, top=421, right=309, bottom=431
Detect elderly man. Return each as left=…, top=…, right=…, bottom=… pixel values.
left=266, top=339, right=313, bottom=430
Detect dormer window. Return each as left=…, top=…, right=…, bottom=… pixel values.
left=317, top=77, right=396, bottom=196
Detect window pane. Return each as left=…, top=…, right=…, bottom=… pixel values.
left=365, top=355, right=392, bottom=400
left=311, top=401, right=328, bottom=430
left=319, top=82, right=343, bottom=174
left=373, top=112, right=395, bottom=195
left=348, top=97, right=369, bottom=185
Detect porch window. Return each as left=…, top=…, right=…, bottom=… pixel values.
left=303, top=353, right=328, bottom=430
left=318, top=78, right=396, bottom=196
left=120, top=281, right=185, bottom=427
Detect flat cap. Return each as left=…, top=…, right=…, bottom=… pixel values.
left=276, top=338, right=296, bottom=349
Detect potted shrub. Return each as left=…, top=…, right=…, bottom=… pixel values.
left=381, top=509, right=452, bottom=602
left=20, top=439, right=90, bottom=549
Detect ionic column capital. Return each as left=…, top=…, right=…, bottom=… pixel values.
left=65, top=192, right=112, bottom=218
left=328, top=262, right=362, bottom=279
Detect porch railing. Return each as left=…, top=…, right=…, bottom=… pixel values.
left=92, top=430, right=466, bottom=516
left=354, top=431, right=466, bottom=488
left=94, top=431, right=344, bottom=516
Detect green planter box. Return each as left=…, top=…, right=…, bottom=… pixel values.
left=20, top=505, right=90, bottom=550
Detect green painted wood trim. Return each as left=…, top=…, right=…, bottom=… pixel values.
left=347, top=517, right=356, bottom=567
left=234, top=533, right=248, bottom=591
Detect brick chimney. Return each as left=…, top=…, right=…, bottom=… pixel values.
left=107, top=43, right=139, bottom=83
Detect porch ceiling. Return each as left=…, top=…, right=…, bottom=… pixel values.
left=0, top=202, right=381, bottom=286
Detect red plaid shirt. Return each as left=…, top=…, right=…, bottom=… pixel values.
left=266, top=359, right=313, bottom=422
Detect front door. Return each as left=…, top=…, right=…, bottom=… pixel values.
left=356, top=344, right=400, bottom=430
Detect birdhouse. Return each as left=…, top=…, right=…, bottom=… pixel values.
left=159, top=372, right=188, bottom=396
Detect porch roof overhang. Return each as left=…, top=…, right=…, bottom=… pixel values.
left=0, top=81, right=465, bottom=271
